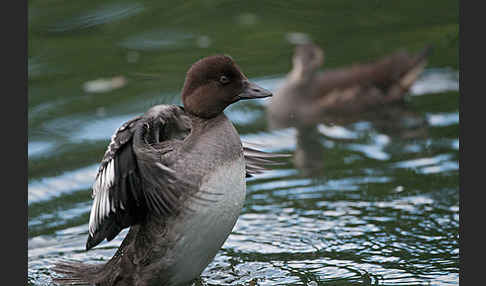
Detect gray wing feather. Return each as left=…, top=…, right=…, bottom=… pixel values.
left=243, top=141, right=290, bottom=178
left=87, top=105, right=194, bottom=250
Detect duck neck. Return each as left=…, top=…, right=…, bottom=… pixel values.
left=188, top=112, right=227, bottom=134
left=288, top=62, right=318, bottom=85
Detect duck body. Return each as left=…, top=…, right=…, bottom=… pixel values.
left=119, top=108, right=246, bottom=286
left=157, top=111, right=246, bottom=286
left=53, top=55, right=275, bottom=286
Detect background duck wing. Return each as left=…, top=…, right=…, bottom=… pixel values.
left=314, top=46, right=431, bottom=112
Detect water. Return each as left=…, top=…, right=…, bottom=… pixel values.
left=28, top=1, right=459, bottom=285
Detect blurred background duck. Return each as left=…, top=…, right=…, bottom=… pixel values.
left=267, top=42, right=431, bottom=129
left=268, top=42, right=432, bottom=175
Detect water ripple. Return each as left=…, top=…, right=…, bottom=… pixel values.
left=48, top=3, right=145, bottom=32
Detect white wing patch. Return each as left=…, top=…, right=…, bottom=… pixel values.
left=89, top=159, right=116, bottom=237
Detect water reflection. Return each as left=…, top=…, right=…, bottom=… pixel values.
left=119, top=29, right=196, bottom=51
left=48, top=3, right=145, bottom=33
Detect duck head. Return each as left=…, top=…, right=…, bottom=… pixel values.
left=181, top=55, right=272, bottom=118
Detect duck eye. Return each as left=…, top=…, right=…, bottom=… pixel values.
left=219, top=75, right=230, bottom=85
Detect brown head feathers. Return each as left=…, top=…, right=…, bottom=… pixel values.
left=181, top=55, right=271, bottom=118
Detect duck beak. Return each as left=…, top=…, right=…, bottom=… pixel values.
left=237, top=80, right=272, bottom=100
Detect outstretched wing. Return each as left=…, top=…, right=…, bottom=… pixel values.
left=243, top=141, right=290, bottom=178
left=86, top=105, right=193, bottom=250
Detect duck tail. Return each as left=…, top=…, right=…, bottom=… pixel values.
left=397, top=45, right=433, bottom=91
left=378, top=45, right=432, bottom=102
left=52, top=260, right=117, bottom=286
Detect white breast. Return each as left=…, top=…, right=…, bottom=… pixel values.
left=166, top=156, right=246, bottom=285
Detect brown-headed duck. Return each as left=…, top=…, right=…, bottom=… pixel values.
left=267, top=43, right=431, bottom=129
left=53, top=55, right=283, bottom=286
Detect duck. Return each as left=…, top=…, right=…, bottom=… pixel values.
left=267, top=42, right=431, bottom=129
left=53, top=55, right=282, bottom=286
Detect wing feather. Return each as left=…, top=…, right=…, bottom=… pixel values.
left=86, top=105, right=193, bottom=250
left=243, top=141, right=290, bottom=178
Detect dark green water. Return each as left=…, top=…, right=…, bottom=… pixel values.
left=28, top=1, right=459, bottom=285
